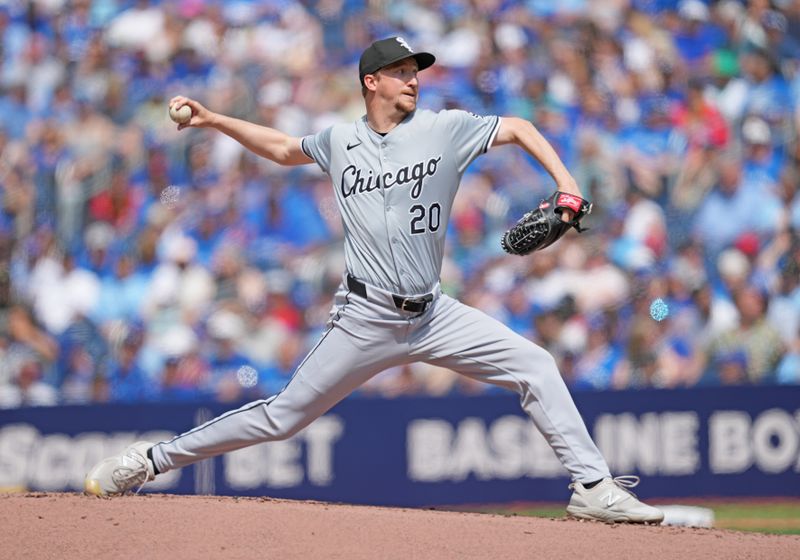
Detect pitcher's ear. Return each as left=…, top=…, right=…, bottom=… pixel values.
left=363, top=73, right=379, bottom=92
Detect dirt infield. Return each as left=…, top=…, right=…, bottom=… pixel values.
left=2, top=493, right=799, bottom=560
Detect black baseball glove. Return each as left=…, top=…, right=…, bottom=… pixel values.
left=501, top=191, right=592, bottom=256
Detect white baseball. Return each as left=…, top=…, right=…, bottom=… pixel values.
left=169, top=104, right=192, bottom=124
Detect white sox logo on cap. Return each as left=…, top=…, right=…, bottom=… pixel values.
left=396, top=37, right=414, bottom=53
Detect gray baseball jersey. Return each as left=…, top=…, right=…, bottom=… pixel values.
left=150, top=109, right=611, bottom=486
left=301, top=109, right=499, bottom=295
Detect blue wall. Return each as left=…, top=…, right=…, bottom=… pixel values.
left=1, top=386, right=798, bottom=505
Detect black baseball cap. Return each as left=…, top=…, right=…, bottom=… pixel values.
left=359, top=36, right=436, bottom=84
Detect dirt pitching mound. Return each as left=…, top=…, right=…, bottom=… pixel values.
left=2, top=493, right=799, bottom=560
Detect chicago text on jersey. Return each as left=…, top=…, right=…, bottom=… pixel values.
left=341, top=155, right=442, bottom=200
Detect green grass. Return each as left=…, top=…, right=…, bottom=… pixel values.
left=709, top=502, right=800, bottom=535
left=477, top=501, right=800, bottom=535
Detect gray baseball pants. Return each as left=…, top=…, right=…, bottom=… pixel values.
left=151, top=277, right=611, bottom=483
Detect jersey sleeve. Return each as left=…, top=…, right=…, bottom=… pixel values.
left=301, top=126, right=333, bottom=174
left=441, top=110, right=501, bottom=173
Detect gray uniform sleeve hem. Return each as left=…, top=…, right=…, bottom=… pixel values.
left=482, top=116, right=501, bottom=153
left=301, top=136, right=312, bottom=159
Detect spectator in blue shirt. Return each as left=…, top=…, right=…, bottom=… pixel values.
left=741, top=115, right=784, bottom=185
left=0, top=83, right=32, bottom=140
left=673, top=1, right=726, bottom=69
left=92, top=253, right=150, bottom=324
left=692, top=153, right=782, bottom=255
left=571, top=313, right=625, bottom=390
left=205, top=309, right=254, bottom=402
left=741, top=48, right=793, bottom=147
left=157, top=352, right=212, bottom=403
left=107, top=327, right=154, bottom=403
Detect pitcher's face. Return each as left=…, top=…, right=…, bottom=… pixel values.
left=375, top=58, right=419, bottom=115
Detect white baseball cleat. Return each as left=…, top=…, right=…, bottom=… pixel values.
left=566, top=475, right=664, bottom=524
left=84, top=441, right=156, bottom=497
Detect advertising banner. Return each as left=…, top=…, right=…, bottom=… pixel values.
left=1, top=386, right=798, bottom=505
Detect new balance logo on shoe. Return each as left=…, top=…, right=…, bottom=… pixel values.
left=600, top=492, right=622, bottom=507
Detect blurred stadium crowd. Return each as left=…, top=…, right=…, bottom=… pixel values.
left=1, top=0, right=799, bottom=408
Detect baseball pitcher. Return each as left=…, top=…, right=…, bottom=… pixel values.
left=86, top=37, right=663, bottom=524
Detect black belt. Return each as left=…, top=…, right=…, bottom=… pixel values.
left=346, top=274, right=434, bottom=314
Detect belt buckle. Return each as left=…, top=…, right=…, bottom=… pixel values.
left=399, top=296, right=431, bottom=313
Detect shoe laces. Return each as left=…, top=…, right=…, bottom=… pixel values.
left=111, top=449, right=151, bottom=495
left=569, top=475, right=641, bottom=494
left=611, top=475, right=640, bottom=488
left=610, top=475, right=641, bottom=498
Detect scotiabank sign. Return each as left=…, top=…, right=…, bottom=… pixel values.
left=1, top=386, right=798, bottom=504
left=0, top=425, right=181, bottom=491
